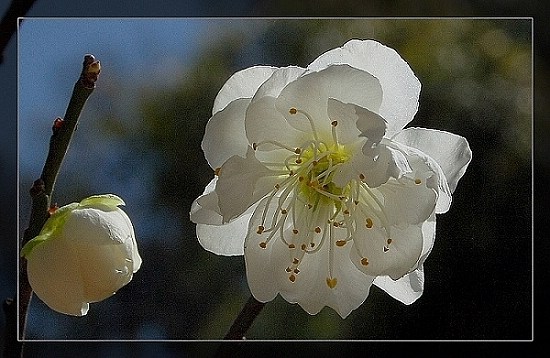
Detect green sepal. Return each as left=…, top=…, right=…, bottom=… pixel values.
left=20, top=202, right=78, bottom=258
left=20, top=194, right=125, bottom=258
left=79, top=194, right=125, bottom=208
left=20, top=234, right=49, bottom=258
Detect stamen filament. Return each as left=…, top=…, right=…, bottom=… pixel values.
left=260, top=186, right=280, bottom=228
left=357, top=182, right=392, bottom=239
left=312, top=186, right=345, bottom=202
left=292, top=108, right=319, bottom=142
left=331, top=120, right=339, bottom=146
left=253, top=140, right=297, bottom=152
left=305, top=214, right=329, bottom=255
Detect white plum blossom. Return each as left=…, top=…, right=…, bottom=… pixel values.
left=191, top=39, right=472, bottom=318
left=21, top=194, right=142, bottom=316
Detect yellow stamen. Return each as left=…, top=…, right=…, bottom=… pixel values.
left=366, top=218, right=373, bottom=228
left=326, top=277, right=337, bottom=289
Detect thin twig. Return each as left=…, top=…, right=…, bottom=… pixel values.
left=0, top=0, right=37, bottom=64
left=223, top=295, right=266, bottom=340
left=40, top=54, right=100, bottom=196
left=215, top=295, right=266, bottom=356
left=17, top=180, right=48, bottom=345
left=2, top=54, right=100, bottom=358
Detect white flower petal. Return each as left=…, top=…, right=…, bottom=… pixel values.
left=377, top=144, right=413, bottom=181
left=350, top=219, right=424, bottom=280
left=299, top=233, right=375, bottom=318
left=349, top=143, right=411, bottom=188
left=197, top=211, right=254, bottom=256
left=373, top=214, right=436, bottom=304
left=245, top=197, right=374, bottom=318
left=327, top=98, right=385, bottom=146
left=213, top=66, right=278, bottom=115
left=276, top=65, right=382, bottom=139
left=130, top=235, right=142, bottom=273
left=376, top=159, right=438, bottom=227
left=64, top=207, right=132, bottom=245
left=280, top=237, right=375, bottom=319
left=216, top=147, right=278, bottom=221
left=244, top=196, right=288, bottom=303
left=373, top=270, right=424, bottom=305
left=27, top=236, right=89, bottom=316
left=324, top=102, right=397, bottom=189
left=115, top=207, right=142, bottom=273
left=72, top=240, right=133, bottom=302
left=417, top=213, right=438, bottom=269
left=62, top=207, right=139, bottom=301
left=202, top=98, right=251, bottom=170
left=192, top=178, right=253, bottom=256
left=245, top=95, right=305, bottom=151
left=308, top=39, right=421, bottom=136
left=392, top=127, right=472, bottom=193
left=190, top=177, right=222, bottom=225
left=388, top=136, right=455, bottom=214
left=252, top=66, right=305, bottom=101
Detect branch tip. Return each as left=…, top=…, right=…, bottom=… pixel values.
left=80, top=54, right=101, bottom=89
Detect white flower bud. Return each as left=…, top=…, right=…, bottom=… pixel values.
left=21, top=194, right=142, bottom=316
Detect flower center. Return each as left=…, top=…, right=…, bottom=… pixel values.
left=295, top=140, right=351, bottom=209
left=251, top=107, right=397, bottom=290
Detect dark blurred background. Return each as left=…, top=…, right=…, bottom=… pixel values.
left=1, top=1, right=546, bottom=357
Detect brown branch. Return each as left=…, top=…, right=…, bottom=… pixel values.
left=215, top=294, right=266, bottom=356
left=39, top=54, right=100, bottom=196
left=223, top=295, right=265, bottom=340
left=2, top=54, right=100, bottom=358
left=0, top=0, right=37, bottom=64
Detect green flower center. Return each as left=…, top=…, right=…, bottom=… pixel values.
left=295, top=142, right=351, bottom=210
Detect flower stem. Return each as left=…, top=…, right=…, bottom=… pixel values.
left=214, top=295, right=266, bottom=356
left=224, top=295, right=265, bottom=340
left=3, top=55, right=99, bottom=358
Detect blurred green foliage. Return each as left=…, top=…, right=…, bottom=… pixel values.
left=25, top=19, right=532, bottom=341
